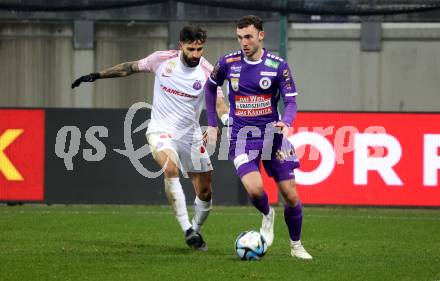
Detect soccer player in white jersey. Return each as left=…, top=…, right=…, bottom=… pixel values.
left=72, top=26, right=228, bottom=251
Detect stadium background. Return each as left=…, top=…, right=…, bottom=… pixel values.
left=1, top=2, right=440, bottom=281
left=0, top=1, right=439, bottom=205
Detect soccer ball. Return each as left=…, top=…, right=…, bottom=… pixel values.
left=234, top=230, right=268, bottom=260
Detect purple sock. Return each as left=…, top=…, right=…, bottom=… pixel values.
left=250, top=191, right=270, bottom=216
left=284, top=203, right=302, bottom=241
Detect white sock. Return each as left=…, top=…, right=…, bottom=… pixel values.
left=192, top=196, right=212, bottom=232
left=164, top=177, right=192, bottom=232
left=291, top=240, right=302, bottom=246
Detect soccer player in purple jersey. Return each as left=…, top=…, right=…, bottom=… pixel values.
left=204, top=15, right=312, bottom=259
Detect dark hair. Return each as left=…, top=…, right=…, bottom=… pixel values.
left=179, top=26, right=207, bottom=44
left=237, top=15, right=263, bottom=31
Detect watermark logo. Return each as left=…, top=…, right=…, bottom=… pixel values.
left=54, top=103, right=394, bottom=180
left=112, top=102, right=165, bottom=178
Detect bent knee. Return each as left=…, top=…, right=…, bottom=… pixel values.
left=197, top=186, right=212, bottom=201
left=284, top=193, right=300, bottom=206
left=164, top=166, right=179, bottom=178
left=247, top=188, right=264, bottom=200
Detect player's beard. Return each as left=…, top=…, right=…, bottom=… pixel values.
left=244, top=47, right=258, bottom=59
left=242, top=40, right=262, bottom=60
left=182, top=52, right=200, bottom=67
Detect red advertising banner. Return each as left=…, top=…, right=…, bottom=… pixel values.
left=0, top=110, right=45, bottom=201
left=263, top=113, right=440, bottom=206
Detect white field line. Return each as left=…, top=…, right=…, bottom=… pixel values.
left=0, top=209, right=439, bottom=221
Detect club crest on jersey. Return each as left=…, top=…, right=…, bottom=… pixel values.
left=231, top=78, right=239, bottom=91
left=193, top=80, right=202, bottom=90
left=163, top=61, right=176, bottom=77
left=259, top=77, right=272, bottom=89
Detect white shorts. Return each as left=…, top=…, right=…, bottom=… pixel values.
left=146, top=132, right=213, bottom=177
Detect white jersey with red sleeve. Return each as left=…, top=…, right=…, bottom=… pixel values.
left=138, top=50, right=223, bottom=141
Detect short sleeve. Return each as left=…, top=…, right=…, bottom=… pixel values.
left=200, top=58, right=225, bottom=98
left=138, top=50, right=179, bottom=73
left=208, top=56, right=227, bottom=87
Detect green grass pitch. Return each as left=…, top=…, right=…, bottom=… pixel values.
left=0, top=205, right=439, bottom=281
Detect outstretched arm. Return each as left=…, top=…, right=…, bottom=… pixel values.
left=71, top=61, right=140, bottom=88
left=97, top=61, right=140, bottom=78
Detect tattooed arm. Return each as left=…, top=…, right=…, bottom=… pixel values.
left=71, top=61, right=140, bottom=88
left=98, top=61, right=140, bottom=78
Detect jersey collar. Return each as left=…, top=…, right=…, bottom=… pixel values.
left=243, top=48, right=266, bottom=65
